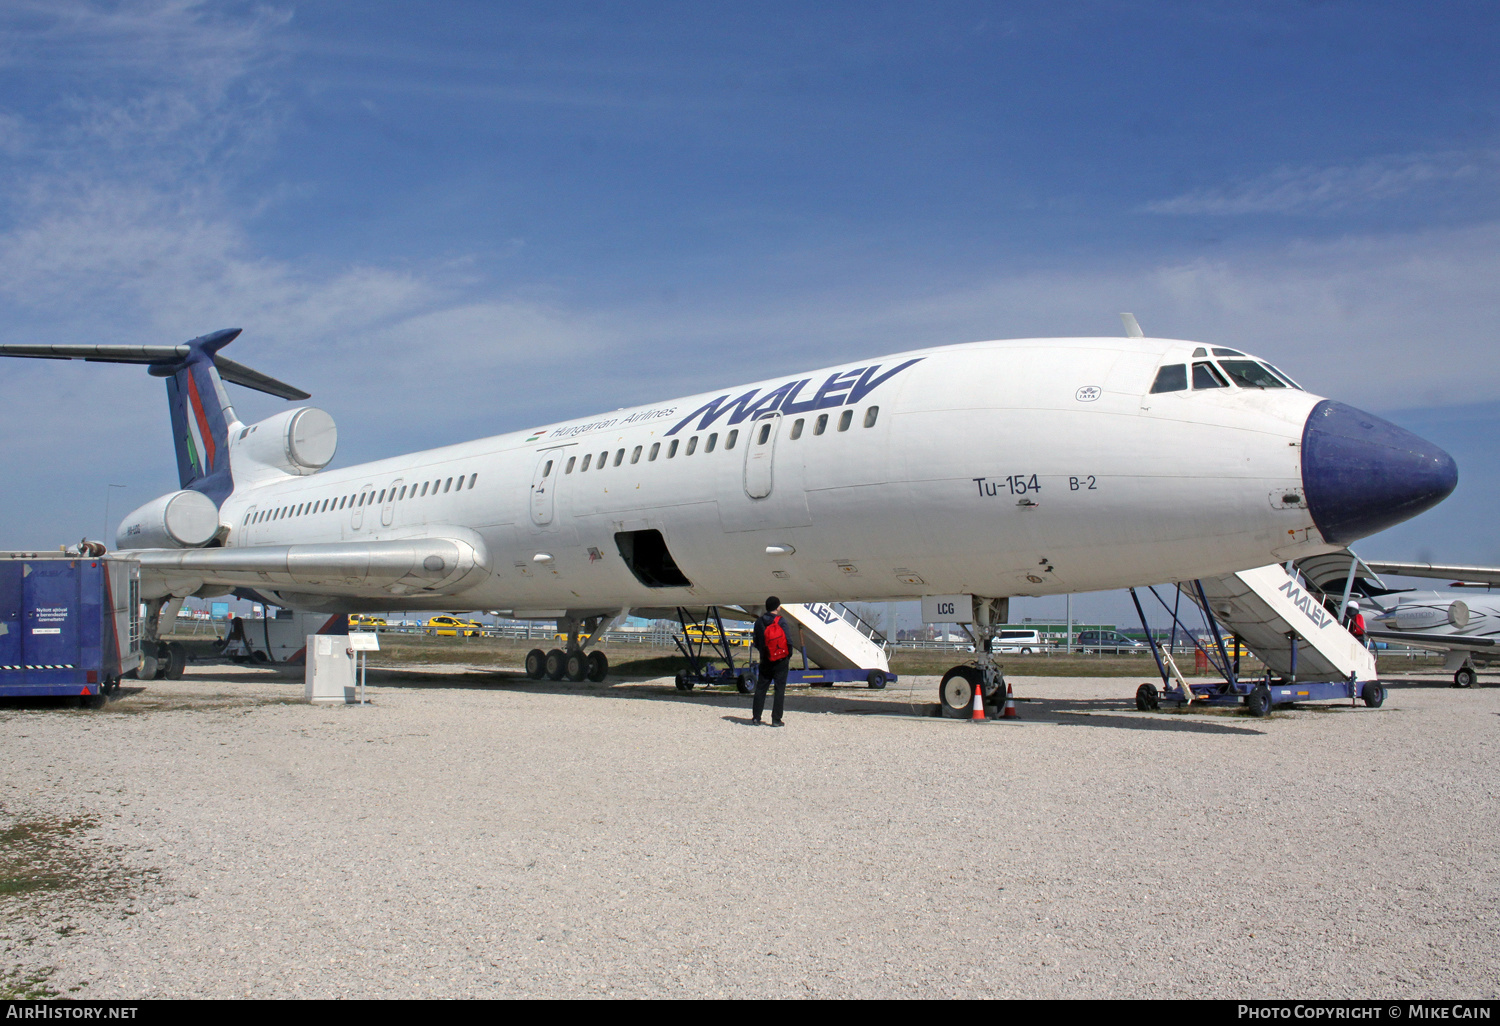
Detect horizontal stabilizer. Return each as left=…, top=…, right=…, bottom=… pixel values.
left=1362, top=561, right=1500, bottom=587
left=0, top=330, right=310, bottom=400
left=1366, top=629, right=1497, bottom=651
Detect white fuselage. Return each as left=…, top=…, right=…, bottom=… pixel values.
left=202, top=336, right=1336, bottom=615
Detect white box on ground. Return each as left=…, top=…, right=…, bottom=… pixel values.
left=921, top=595, right=973, bottom=624
left=304, top=633, right=356, bottom=704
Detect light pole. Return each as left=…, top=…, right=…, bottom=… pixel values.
left=102, top=484, right=126, bottom=549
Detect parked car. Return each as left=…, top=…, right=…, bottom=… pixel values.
left=1075, top=630, right=1147, bottom=654
left=428, top=615, right=483, bottom=637
left=350, top=614, right=387, bottom=628
left=994, top=629, right=1044, bottom=654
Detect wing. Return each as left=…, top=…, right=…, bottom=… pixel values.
left=1363, top=561, right=1500, bottom=587
left=1366, top=628, right=1500, bottom=653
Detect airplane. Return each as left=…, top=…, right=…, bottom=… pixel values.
left=0, top=321, right=1459, bottom=714
left=1358, top=561, right=1500, bottom=688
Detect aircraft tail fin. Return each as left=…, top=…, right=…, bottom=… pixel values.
left=0, top=328, right=309, bottom=506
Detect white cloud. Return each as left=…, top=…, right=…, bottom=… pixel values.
left=1143, top=151, right=1497, bottom=216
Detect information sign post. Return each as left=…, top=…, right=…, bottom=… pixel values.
left=347, top=631, right=380, bottom=705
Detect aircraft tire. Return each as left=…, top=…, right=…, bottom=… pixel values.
left=524, top=649, right=546, bottom=679
left=565, top=650, right=588, bottom=682
left=1136, top=682, right=1160, bottom=711
left=586, top=650, right=608, bottom=682
left=939, top=666, right=979, bottom=718
left=1362, top=681, right=1386, bottom=708
left=164, top=642, right=187, bottom=681
left=544, top=649, right=566, bottom=680
left=1454, top=666, right=1476, bottom=689
left=1246, top=685, right=1272, bottom=718
left=866, top=669, right=887, bottom=690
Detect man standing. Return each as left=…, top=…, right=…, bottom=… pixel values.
left=752, top=596, right=793, bottom=726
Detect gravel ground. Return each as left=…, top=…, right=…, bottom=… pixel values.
left=2, top=662, right=1496, bottom=999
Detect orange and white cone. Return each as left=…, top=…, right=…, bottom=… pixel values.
left=970, top=678, right=986, bottom=721
left=1001, top=680, right=1019, bottom=719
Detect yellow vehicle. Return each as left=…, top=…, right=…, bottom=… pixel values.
left=350, top=614, right=387, bottom=628
left=684, top=622, right=751, bottom=647
left=428, top=615, right=483, bottom=637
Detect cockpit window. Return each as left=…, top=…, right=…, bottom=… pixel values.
left=1192, top=347, right=1207, bottom=357
left=1263, top=363, right=1303, bottom=389
left=1212, top=347, right=1245, bottom=357
left=1150, top=364, right=1188, bottom=393
left=1193, top=362, right=1228, bottom=389
left=1218, top=360, right=1286, bottom=388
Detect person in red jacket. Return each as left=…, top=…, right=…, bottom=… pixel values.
left=1346, top=601, right=1368, bottom=645
left=751, top=596, right=793, bottom=726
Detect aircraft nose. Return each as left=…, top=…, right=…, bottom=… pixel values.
left=1301, top=400, right=1457, bottom=544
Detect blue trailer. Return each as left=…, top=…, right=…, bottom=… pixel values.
left=0, top=552, right=142, bottom=705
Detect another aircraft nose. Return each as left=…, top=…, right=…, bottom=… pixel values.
left=1301, top=400, right=1457, bottom=545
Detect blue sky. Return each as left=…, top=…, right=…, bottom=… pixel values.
left=0, top=1, right=1495, bottom=624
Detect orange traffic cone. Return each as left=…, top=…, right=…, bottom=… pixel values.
left=970, top=677, right=986, bottom=721
left=1001, top=680, right=1019, bottom=719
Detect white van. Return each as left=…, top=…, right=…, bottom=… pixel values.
left=994, top=629, right=1044, bottom=654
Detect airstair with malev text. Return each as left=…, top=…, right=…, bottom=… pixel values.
left=775, top=602, right=896, bottom=688
left=1191, top=563, right=1377, bottom=684
left=1128, top=561, right=1382, bottom=717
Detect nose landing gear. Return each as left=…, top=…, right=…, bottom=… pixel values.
left=938, top=597, right=1009, bottom=719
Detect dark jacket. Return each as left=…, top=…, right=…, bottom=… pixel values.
left=753, top=612, right=790, bottom=662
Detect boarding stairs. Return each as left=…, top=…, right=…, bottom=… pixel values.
left=1190, top=563, right=1377, bottom=683
left=776, top=602, right=891, bottom=674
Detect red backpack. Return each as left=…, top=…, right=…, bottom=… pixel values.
left=764, top=615, right=791, bottom=661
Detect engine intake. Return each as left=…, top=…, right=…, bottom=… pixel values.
left=233, top=408, right=337, bottom=477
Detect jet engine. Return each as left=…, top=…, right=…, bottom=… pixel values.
left=116, top=489, right=222, bottom=549
left=234, top=407, right=337, bottom=476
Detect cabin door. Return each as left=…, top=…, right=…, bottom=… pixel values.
left=530, top=449, right=565, bottom=527
left=743, top=412, right=782, bottom=499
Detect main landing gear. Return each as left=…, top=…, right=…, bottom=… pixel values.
left=524, top=613, right=617, bottom=683
left=938, top=597, right=1010, bottom=718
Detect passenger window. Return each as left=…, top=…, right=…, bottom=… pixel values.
left=705, top=433, right=717, bottom=453
left=757, top=423, right=771, bottom=445
left=838, top=409, right=853, bottom=431
left=443, top=478, right=452, bottom=492
left=468, top=474, right=477, bottom=488
left=1193, top=362, right=1229, bottom=389
left=686, top=436, right=698, bottom=455
left=614, top=449, right=624, bottom=467
left=565, top=456, right=576, bottom=474
left=1150, top=365, right=1188, bottom=393
left=815, top=413, right=828, bottom=435
left=726, top=429, right=738, bottom=449
left=378, top=490, right=386, bottom=504
left=631, top=445, right=642, bottom=464
left=543, top=460, right=553, bottom=477
left=864, top=406, right=878, bottom=428
left=649, top=442, right=660, bottom=461
left=790, top=419, right=803, bottom=440
left=668, top=439, right=679, bottom=458
left=598, top=451, right=607, bottom=468
left=398, top=486, right=407, bottom=500
left=581, top=453, right=592, bottom=471
left=419, top=482, right=428, bottom=497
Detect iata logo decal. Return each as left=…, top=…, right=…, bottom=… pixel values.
left=1074, top=385, right=1101, bottom=402
left=666, top=359, right=923, bottom=436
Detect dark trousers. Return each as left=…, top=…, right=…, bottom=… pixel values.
left=754, top=657, right=790, bottom=722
